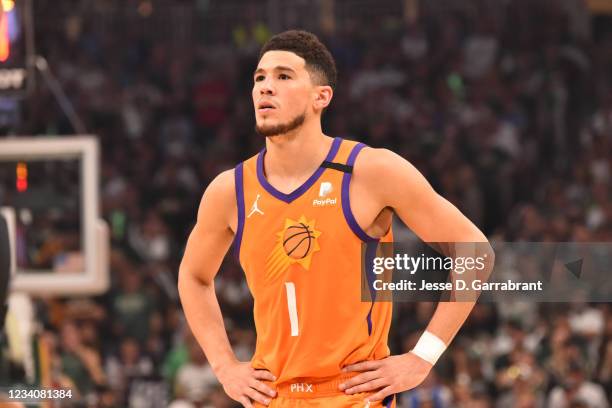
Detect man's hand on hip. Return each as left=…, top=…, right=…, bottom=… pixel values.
left=339, top=353, right=432, bottom=403
left=216, top=360, right=277, bottom=407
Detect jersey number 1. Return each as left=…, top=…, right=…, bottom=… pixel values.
left=285, top=282, right=299, bottom=336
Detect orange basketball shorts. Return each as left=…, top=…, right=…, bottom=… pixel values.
left=254, top=393, right=396, bottom=407
left=253, top=374, right=396, bottom=408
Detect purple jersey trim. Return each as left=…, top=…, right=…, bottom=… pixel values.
left=364, top=240, right=379, bottom=336
left=256, top=137, right=342, bottom=203
left=233, top=162, right=245, bottom=261
left=383, top=394, right=395, bottom=407
left=341, top=143, right=378, bottom=242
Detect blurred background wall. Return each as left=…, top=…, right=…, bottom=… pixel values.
left=0, top=0, right=611, bottom=407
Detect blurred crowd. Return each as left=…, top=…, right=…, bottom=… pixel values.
left=1, top=0, right=612, bottom=406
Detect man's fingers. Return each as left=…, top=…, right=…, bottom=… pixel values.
left=253, top=369, right=277, bottom=382
left=249, top=378, right=277, bottom=398
left=245, top=387, right=271, bottom=406
left=342, top=360, right=381, bottom=373
left=338, top=370, right=379, bottom=390
left=239, top=396, right=253, bottom=408
left=345, top=378, right=387, bottom=394
left=366, top=386, right=393, bottom=402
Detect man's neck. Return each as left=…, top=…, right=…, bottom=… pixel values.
left=263, top=124, right=333, bottom=193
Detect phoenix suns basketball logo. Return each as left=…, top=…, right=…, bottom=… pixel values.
left=266, top=216, right=321, bottom=280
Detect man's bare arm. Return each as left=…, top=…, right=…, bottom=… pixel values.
left=361, top=148, right=493, bottom=345
left=178, top=169, right=237, bottom=372
left=178, top=170, right=276, bottom=408
left=340, top=148, right=494, bottom=402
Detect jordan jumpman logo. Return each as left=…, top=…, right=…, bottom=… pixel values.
left=247, top=194, right=264, bottom=218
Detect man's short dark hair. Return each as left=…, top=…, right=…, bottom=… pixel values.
left=259, top=30, right=337, bottom=91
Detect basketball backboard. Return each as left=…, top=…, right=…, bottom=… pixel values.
left=0, top=136, right=108, bottom=295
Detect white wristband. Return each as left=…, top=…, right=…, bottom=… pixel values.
left=410, top=331, right=446, bottom=365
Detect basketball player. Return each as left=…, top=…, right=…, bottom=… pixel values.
left=0, top=218, right=24, bottom=408
left=1, top=214, right=10, bottom=331
left=179, top=30, right=493, bottom=407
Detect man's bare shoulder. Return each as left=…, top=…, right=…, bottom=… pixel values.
left=198, top=169, right=237, bottom=228
left=352, top=146, right=418, bottom=181
left=351, top=146, right=430, bottom=208
left=205, top=168, right=236, bottom=198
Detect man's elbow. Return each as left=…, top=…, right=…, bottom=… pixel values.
left=177, top=264, right=212, bottom=297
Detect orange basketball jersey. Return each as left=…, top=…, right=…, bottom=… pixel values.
left=234, top=137, right=393, bottom=386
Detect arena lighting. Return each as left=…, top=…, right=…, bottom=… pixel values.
left=0, top=2, right=11, bottom=62
left=0, top=0, right=34, bottom=98
left=15, top=161, right=27, bottom=192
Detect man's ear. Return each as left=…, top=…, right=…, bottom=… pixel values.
left=313, top=86, right=333, bottom=111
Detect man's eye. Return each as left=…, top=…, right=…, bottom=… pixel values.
left=255, top=75, right=264, bottom=82
left=279, top=74, right=290, bottom=80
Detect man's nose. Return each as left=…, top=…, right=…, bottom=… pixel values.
left=260, top=79, right=275, bottom=95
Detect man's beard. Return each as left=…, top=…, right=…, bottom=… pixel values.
left=255, top=111, right=306, bottom=137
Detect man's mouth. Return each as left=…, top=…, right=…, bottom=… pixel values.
left=258, top=102, right=277, bottom=112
